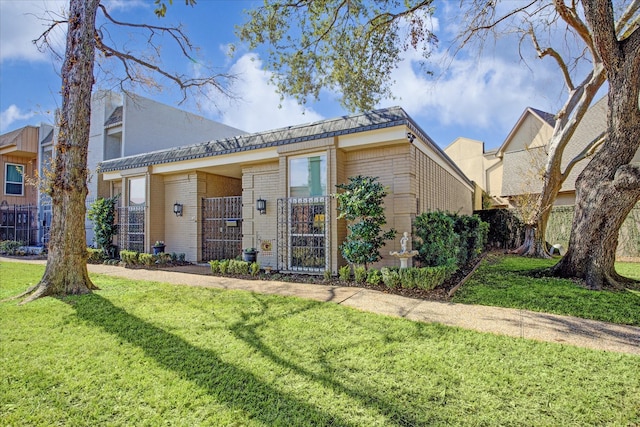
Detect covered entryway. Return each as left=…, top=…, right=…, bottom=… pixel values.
left=202, top=196, right=242, bottom=261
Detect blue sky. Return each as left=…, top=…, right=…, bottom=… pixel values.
left=0, top=0, right=572, bottom=150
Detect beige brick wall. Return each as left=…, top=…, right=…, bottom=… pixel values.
left=332, top=146, right=347, bottom=273
left=162, top=171, right=241, bottom=262
left=242, top=162, right=280, bottom=268
left=147, top=173, right=165, bottom=253
left=162, top=173, right=196, bottom=259
left=344, top=145, right=412, bottom=268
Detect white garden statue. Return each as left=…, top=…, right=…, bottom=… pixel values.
left=390, top=231, right=418, bottom=268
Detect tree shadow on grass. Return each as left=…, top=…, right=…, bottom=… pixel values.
left=70, top=293, right=355, bottom=426
left=225, top=293, right=428, bottom=427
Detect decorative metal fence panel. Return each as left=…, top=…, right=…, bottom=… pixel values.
left=202, top=196, right=242, bottom=261
left=117, top=205, right=145, bottom=253
left=277, top=196, right=330, bottom=273
left=0, top=203, right=38, bottom=245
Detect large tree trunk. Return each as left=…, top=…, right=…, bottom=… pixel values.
left=553, top=0, right=640, bottom=290
left=514, top=77, right=605, bottom=258
left=22, top=0, right=100, bottom=303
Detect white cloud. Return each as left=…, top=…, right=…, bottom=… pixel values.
left=0, top=0, right=68, bottom=63
left=381, top=35, right=563, bottom=145
left=205, top=53, right=324, bottom=132
left=0, top=105, right=36, bottom=132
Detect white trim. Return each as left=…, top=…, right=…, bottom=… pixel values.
left=4, top=163, right=25, bottom=196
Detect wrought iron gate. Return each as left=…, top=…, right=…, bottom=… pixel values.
left=277, top=196, right=330, bottom=272
left=202, top=196, right=242, bottom=261
left=117, top=205, right=145, bottom=252
left=0, top=203, right=38, bottom=245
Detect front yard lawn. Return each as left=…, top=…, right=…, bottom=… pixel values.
left=452, top=254, right=640, bottom=325
left=1, top=261, right=639, bottom=426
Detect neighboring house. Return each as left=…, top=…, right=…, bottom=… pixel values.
left=447, top=97, right=640, bottom=257
left=98, top=106, right=475, bottom=272
left=444, top=137, right=507, bottom=208
left=1, top=124, right=53, bottom=244
left=36, top=90, right=247, bottom=246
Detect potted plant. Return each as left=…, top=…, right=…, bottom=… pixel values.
left=242, top=247, right=258, bottom=262
left=153, top=241, right=166, bottom=255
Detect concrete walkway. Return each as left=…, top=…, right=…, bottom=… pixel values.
left=4, top=257, right=639, bottom=355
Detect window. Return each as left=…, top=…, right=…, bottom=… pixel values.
left=289, top=155, right=327, bottom=197
left=5, top=163, right=24, bottom=196
left=128, top=177, right=145, bottom=206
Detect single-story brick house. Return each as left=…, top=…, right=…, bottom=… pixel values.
left=98, top=107, right=475, bottom=273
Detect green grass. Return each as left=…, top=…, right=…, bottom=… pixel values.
left=1, top=261, right=639, bottom=426
left=453, top=255, right=640, bottom=325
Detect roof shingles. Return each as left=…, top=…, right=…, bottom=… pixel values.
left=98, top=106, right=472, bottom=186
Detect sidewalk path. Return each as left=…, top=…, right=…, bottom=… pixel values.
left=4, top=258, right=639, bottom=355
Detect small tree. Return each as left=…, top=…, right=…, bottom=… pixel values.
left=87, top=195, right=119, bottom=258
left=335, top=176, right=396, bottom=269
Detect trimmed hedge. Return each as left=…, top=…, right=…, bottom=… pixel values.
left=413, top=211, right=489, bottom=270
left=87, top=248, right=106, bottom=264
left=381, top=264, right=456, bottom=291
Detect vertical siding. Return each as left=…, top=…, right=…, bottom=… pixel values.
left=1, top=153, right=37, bottom=206
left=413, top=146, right=473, bottom=216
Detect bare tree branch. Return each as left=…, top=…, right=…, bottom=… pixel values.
left=97, top=4, right=196, bottom=61
left=529, top=25, right=575, bottom=90
left=561, top=131, right=606, bottom=179
left=616, top=0, right=640, bottom=39
left=94, top=34, right=233, bottom=103
left=553, top=0, right=599, bottom=61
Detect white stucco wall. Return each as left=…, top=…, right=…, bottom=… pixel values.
left=122, top=94, right=245, bottom=157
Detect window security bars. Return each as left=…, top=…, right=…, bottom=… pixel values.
left=0, top=204, right=38, bottom=245
left=277, top=196, right=330, bottom=273
left=117, top=205, right=145, bottom=253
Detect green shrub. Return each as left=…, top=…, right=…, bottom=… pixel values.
left=209, top=260, right=220, bottom=274
left=354, top=266, right=367, bottom=284
left=87, top=248, right=105, bottom=264
left=250, top=262, right=260, bottom=276
left=335, top=175, right=396, bottom=268
left=324, top=270, right=332, bottom=281
left=157, top=253, right=172, bottom=265
left=219, top=259, right=230, bottom=274
left=338, top=265, right=351, bottom=282
left=138, top=253, right=155, bottom=266
left=476, top=209, right=525, bottom=250
left=178, top=253, right=186, bottom=262
left=366, top=268, right=383, bottom=285
left=413, top=211, right=460, bottom=268
left=453, top=214, right=489, bottom=266
left=228, top=260, right=250, bottom=275
left=381, top=267, right=401, bottom=289
left=87, top=195, right=119, bottom=258
left=171, top=252, right=178, bottom=262
left=0, top=240, right=22, bottom=255
left=399, top=264, right=457, bottom=291
left=120, top=250, right=139, bottom=265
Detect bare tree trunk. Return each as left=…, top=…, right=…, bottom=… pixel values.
left=23, top=0, right=100, bottom=303
left=553, top=0, right=640, bottom=290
